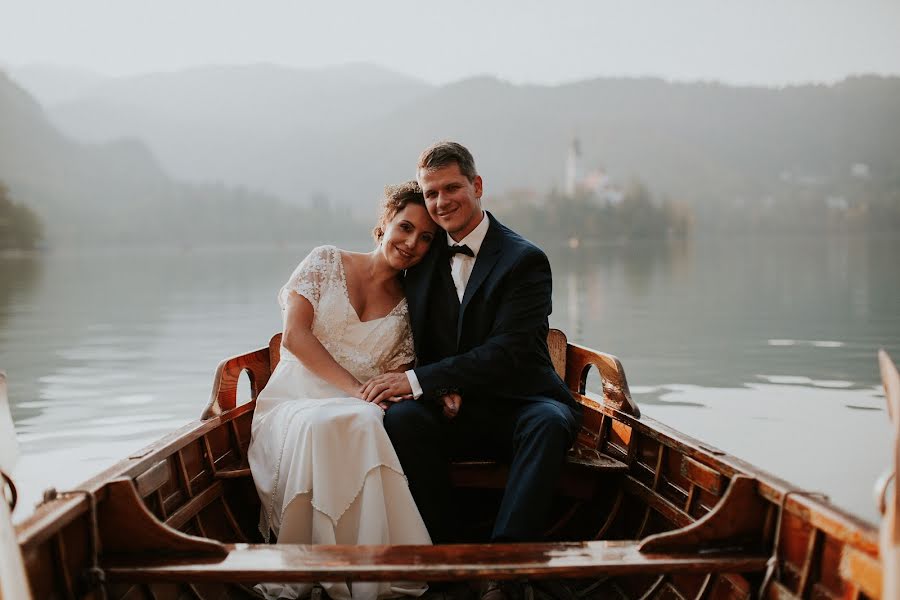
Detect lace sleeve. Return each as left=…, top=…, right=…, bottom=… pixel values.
left=278, top=245, right=334, bottom=311
left=384, top=328, right=416, bottom=372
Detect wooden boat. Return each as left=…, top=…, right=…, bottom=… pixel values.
left=3, top=331, right=889, bottom=599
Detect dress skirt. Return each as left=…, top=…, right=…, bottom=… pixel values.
left=248, top=355, right=431, bottom=600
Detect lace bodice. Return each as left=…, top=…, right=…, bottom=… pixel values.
left=279, top=245, right=415, bottom=383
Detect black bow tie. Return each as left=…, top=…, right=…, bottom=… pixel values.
left=447, top=244, right=475, bottom=257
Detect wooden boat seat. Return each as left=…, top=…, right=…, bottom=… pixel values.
left=98, top=475, right=769, bottom=585
left=203, top=330, right=639, bottom=422
left=102, top=540, right=769, bottom=584
left=210, top=328, right=632, bottom=486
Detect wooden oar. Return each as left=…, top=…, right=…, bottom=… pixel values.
left=0, top=372, right=33, bottom=600
left=879, top=350, right=900, bottom=600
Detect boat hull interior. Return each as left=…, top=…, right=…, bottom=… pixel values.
left=12, top=331, right=883, bottom=599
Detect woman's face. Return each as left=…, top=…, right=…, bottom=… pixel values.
left=380, top=203, right=438, bottom=270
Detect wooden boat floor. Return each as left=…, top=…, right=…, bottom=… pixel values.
left=103, top=540, right=768, bottom=583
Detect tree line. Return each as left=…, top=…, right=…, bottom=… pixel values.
left=0, top=181, right=43, bottom=251
left=492, top=180, right=691, bottom=244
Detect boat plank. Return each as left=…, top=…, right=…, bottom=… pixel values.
left=595, top=405, right=881, bottom=556
left=639, top=476, right=766, bottom=554
left=135, top=460, right=170, bottom=498
left=164, top=482, right=225, bottom=531
left=103, top=541, right=768, bottom=583
left=839, top=546, right=881, bottom=600
left=680, top=456, right=724, bottom=496
left=623, top=476, right=693, bottom=529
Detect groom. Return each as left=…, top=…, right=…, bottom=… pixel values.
left=362, top=141, right=581, bottom=546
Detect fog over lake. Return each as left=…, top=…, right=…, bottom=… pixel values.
left=2, top=2, right=900, bottom=532
left=2, top=234, right=897, bottom=523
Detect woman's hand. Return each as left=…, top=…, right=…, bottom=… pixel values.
left=440, top=393, right=462, bottom=419
left=360, top=372, right=413, bottom=404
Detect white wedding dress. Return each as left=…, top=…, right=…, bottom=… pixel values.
left=248, top=245, right=431, bottom=600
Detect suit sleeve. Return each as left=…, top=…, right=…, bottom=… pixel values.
left=413, top=247, right=552, bottom=400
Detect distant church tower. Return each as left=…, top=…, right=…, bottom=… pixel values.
left=565, top=137, right=582, bottom=197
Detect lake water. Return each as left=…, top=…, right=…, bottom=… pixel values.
left=2, top=235, right=898, bottom=524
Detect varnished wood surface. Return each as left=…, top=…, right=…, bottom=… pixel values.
left=15, top=400, right=256, bottom=550
left=565, top=342, right=639, bottom=417
left=103, top=540, right=769, bottom=583
left=840, top=545, right=882, bottom=600
left=565, top=445, right=628, bottom=470
left=98, top=479, right=227, bottom=556
left=639, top=476, right=766, bottom=553
left=202, top=345, right=270, bottom=419
left=589, top=402, right=881, bottom=554
left=12, top=332, right=888, bottom=599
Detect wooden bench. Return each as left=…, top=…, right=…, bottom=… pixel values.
left=204, top=329, right=635, bottom=483
left=102, top=540, right=768, bottom=584
left=99, top=471, right=770, bottom=585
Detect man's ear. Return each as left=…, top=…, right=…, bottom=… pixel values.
left=473, top=175, right=483, bottom=199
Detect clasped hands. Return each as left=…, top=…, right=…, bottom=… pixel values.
left=359, top=373, right=461, bottom=419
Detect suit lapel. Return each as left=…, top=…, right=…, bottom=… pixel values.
left=405, top=247, right=440, bottom=353
left=457, top=215, right=504, bottom=344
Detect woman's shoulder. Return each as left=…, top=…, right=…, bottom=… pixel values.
left=306, top=244, right=338, bottom=258
left=332, top=248, right=373, bottom=276
left=297, top=245, right=340, bottom=267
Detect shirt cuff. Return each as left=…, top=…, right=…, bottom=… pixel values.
left=406, top=369, right=424, bottom=400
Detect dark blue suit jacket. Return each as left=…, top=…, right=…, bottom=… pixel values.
left=404, top=213, right=578, bottom=411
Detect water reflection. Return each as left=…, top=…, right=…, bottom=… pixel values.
left=0, top=235, right=898, bottom=523
left=0, top=255, right=43, bottom=413
left=549, top=236, right=899, bottom=393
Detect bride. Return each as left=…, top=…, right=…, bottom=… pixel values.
left=248, top=182, right=438, bottom=600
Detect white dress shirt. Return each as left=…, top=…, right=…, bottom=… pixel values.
left=405, top=211, right=490, bottom=399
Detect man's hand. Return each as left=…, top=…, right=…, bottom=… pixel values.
left=440, top=393, right=462, bottom=419
left=360, top=372, right=413, bottom=405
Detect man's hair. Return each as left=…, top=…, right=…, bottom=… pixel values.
left=372, top=180, right=426, bottom=242
left=417, top=141, right=478, bottom=182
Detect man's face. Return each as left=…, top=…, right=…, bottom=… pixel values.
left=417, top=163, right=483, bottom=242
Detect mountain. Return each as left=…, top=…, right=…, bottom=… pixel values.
left=333, top=75, right=900, bottom=207
left=23, top=63, right=434, bottom=201
left=0, top=71, right=355, bottom=246
left=222, top=74, right=900, bottom=215
left=9, top=65, right=900, bottom=224
left=10, top=64, right=106, bottom=105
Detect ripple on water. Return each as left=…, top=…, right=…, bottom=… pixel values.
left=756, top=374, right=854, bottom=388
left=767, top=339, right=845, bottom=348
left=56, top=347, right=152, bottom=361
left=639, top=382, right=888, bottom=524
left=16, top=417, right=189, bottom=443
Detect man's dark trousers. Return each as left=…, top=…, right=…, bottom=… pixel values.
left=384, top=394, right=576, bottom=543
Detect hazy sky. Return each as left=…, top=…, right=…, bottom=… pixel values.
left=2, top=0, right=900, bottom=86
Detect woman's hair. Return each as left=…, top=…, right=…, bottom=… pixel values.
left=373, top=180, right=427, bottom=242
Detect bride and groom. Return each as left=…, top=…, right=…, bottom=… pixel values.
left=247, top=142, right=582, bottom=600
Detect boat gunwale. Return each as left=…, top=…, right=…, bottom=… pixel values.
left=15, top=390, right=879, bottom=561
left=593, top=401, right=881, bottom=553
left=14, top=401, right=256, bottom=549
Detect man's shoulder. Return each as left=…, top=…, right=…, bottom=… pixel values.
left=489, top=214, right=547, bottom=260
